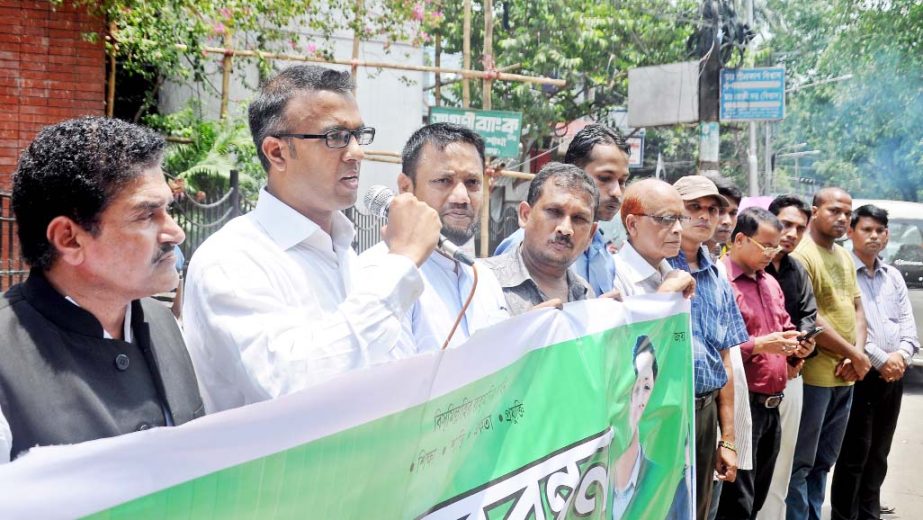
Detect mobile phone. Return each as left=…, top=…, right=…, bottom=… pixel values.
left=799, top=327, right=825, bottom=341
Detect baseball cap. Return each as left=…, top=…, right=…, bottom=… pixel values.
left=673, top=176, right=729, bottom=208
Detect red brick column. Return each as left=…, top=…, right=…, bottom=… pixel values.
left=0, top=0, right=106, bottom=192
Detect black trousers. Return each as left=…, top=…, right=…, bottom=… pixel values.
left=715, top=397, right=781, bottom=520
left=695, top=391, right=719, bottom=520
left=830, top=369, right=904, bottom=520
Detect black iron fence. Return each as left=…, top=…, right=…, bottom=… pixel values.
left=171, top=171, right=255, bottom=263
left=1, top=191, right=28, bottom=291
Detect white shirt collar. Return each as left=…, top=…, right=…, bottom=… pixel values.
left=618, top=241, right=672, bottom=285
left=252, top=188, right=355, bottom=252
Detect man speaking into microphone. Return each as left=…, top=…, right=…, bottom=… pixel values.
left=183, top=65, right=442, bottom=413
left=361, top=123, right=509, bottom=353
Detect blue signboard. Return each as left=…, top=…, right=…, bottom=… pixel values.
left=720, top=67, right=786, bottom=121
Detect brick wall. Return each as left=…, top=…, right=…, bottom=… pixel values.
left=0, top=0, right=106, bottom=193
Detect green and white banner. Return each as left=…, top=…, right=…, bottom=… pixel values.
left=0, top=295, right=693, bottom=519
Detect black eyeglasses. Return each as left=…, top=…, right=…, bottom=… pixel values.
left=274, top=127, right=376, bottom=149
left=632, top=214, right=691, bottom=226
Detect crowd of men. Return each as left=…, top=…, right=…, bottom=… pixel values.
left=0, top=64, right=918, bottom=520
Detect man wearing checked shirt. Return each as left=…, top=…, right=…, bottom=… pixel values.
left=667, top=175, right=749, bottom=520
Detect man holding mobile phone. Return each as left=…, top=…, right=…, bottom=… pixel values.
left=761, top=195, right=820, bottom=520
left=715, top=208, right=811, bottom=519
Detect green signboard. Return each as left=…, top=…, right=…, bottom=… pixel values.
left=429, top=107, right=523, bottom=159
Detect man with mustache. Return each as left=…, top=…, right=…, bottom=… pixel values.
left=761, top=194, right=818, bottom=520
left=361, top=123, right=509, bottom=351
left=785, top=187, right=869, bottom=520
left=0, top=117, right=204, bottom=462
left=183, top=66, right=442, bottom=412
left=482, top=162, right=599, bottom=316
left=830, top=204, right=918, bottom=520
left=667, top=175, right=750, bottom=519
left=494, top=124, right=629, bottom=297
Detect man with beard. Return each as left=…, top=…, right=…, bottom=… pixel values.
left=667, top=175, right=750, bottom=520
left=830, top=205, right=918, bottom=520
left=361, top=123, right=509, bottom=352
left=785, top=188, right=869, bottom=520
left=482, top=163, right=599, bottom=315
left=761, top=195, right=818, bottom=520
left=494, top=124, right=628, bottom=297
left=183, top=66, right=442, bottom=412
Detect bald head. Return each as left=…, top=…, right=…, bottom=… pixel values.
left=812, top=187, right=851, bottom=208
left=621, top=178, right=685, bottom=266
left=620, top=179, right=683, bottom=226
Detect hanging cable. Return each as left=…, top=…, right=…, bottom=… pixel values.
left=441, top=262, right=479, bottom=350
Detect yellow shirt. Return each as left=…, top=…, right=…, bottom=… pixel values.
left=791, top=235, right=861, bottom=387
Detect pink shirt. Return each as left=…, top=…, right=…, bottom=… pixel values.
left=723, top=256, right=796, bottom=395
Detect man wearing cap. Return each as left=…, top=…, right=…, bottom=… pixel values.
left=668, top=175, right=750, bottom=519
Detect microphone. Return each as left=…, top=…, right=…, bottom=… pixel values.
left=364, top=185, right=476, bottom=266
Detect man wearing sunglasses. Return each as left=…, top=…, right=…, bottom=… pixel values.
left=668, top=175, right=750, bottom=519
left=183, top=65, right=442, bottom=413
left=714, top=208, right=808, bottom=519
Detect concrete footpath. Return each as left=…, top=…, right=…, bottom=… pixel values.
left=820, top=369, right=923, bottom=519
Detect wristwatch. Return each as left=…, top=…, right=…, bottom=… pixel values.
left=899, top=350, right=912, bottom=368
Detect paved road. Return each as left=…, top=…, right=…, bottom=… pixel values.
left=819, top=289, right=923, bottom=519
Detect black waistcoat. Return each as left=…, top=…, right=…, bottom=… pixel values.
left=0, top=271, right=205, bottom=460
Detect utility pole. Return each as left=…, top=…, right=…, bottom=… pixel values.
left=698, top=1, right=721, bottom=176
left=745, top=0, right=759, bottom=195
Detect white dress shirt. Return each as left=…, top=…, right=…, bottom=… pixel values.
left=361, top=242, right=510, bottom=353
left=612, top=241, right=673, bottom=297
left=715, top=259, right=754, bottom=471
left=182, top=189, right=424, bottom=413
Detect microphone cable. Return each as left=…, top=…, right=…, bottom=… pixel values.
left=441, top=261, right=479, bottom=350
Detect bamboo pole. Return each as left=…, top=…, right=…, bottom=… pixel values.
left=462, top=0, right=472, bottom=107
left=482, top=0, right=494, bottom=111
left=423, top=63, right=520, bottom=91
left=351, top=0, right=363, bottom=88
left=106, top=21, right=117, bottom=118
left=434, top=32, right=442, bottom=106
left=219, top=31, right=232, bottom=120
left=479, top=0, right=494, bottom=256
left=175, top=44, right=566, bottom=87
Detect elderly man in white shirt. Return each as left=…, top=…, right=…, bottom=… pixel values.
left=616, top=179, right=752, bottom=520
left=183, top=66, right=442, bottom=413
left=613, top=179, right=695, bottom=298
left=361, top=123, right=509, bottom=353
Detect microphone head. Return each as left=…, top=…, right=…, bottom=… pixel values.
left=364, top=185, right=394, bottom=219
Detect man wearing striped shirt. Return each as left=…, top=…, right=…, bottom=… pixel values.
left=830, top=204, right=920, bottom=520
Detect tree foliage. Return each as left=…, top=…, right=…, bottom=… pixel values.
left=432, top=0, right=700, bottom=164
left=764, top=0, right=923, bottom=201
